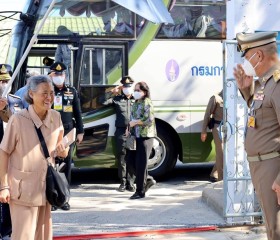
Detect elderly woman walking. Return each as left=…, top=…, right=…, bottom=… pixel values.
left=0, top=75, right=68, bottom=240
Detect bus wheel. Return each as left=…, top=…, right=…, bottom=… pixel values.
left=148, top=125, right=177, bottom=179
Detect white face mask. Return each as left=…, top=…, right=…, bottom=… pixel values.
left=242, top=52, right=260, bottom=77
left=133, top=91, right=144, bottom=100
left=52, top=76, right=65, bottom=85
left=122, top=87, right=133, bottom=96
left=0, top=83, right=10, bottom=96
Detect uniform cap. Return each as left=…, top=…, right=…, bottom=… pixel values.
left=0, top=64, right=12, bottom=81
left=49, top=62, right=67, bottom=75
left=120, top=76, right=134, bottom=87
left=236, top=31, right=278, bottom=57
left=43, top=56, right=54, bottom=66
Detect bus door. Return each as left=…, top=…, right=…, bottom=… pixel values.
left=74, top=41, right=128, bottom=166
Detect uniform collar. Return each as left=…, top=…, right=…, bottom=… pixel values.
left=54, top=83, right=66, bottom=91
left=28, top=105, right=52, bottom=129
left=259, top=64, right=280, bottom=84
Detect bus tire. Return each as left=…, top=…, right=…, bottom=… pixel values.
left=148, top=124, right=177, bottom=179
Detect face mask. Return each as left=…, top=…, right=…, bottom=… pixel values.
left=52, top=76, right=64, bottom=85
left=133, top=91, right=144, bottom=100
left=122, top=87, right=133, bottom=96
left=242, top=52, right=260, bottom=77
left=0, top=83, right=10, bottom=96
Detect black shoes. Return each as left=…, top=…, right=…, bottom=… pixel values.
left=51, top=203, right=70, bottom=211
left=144, top=179, right=156, bottom=193
left=117, top=183, right=126, bottom=192
left=209, top=176, right=218, bottom=183
left=118, top=182, right=135, bottom=192
left=130, top=192, right=145, bottom=199
left=126, top=185, right=136, bottom=192
left=51, top=205, right=57, bottom=211
left=61, top=202, right=70, bottom=211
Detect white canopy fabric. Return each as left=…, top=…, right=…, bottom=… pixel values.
left=112, top=0, right=174, bottom=24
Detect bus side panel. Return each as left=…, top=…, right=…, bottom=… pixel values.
left=129, top=41, right=223, bottom=163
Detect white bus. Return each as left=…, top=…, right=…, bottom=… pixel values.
left=4, top=0, right=225, bottom=178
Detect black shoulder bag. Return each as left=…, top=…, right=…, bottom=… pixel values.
left=34, top=126, right=70, bottom=207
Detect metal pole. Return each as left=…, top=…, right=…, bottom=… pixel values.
left=2, top=0, right=57, bottom=97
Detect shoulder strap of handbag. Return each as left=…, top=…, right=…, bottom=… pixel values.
left=34, top=125, right=50, bottom=159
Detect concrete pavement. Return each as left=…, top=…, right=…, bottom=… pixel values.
left=52, top=180, right=267, bottom=240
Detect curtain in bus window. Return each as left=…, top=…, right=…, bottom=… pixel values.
left=112, top=0, right=174, bottom=24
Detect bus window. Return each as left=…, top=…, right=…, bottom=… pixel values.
left=38, top=1, right=137, bottom=38
left=157, top=1, right=226, bottom=39
left=79, top=85, right=115, bottom=114
left=80, top=47, right=123, bottom=85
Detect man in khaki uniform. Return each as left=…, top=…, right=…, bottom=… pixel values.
left=201, top=90, right=223, bottom=182
left=234, top=31, right=280, bottom=240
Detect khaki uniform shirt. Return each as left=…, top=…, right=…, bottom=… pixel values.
left=0, top=105, right=63, bottom=206
left=202, top=93, right=223, bottom=133
left=240, top=64, right=280, bottom=156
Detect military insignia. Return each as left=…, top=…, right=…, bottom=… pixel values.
left=253, top=93, right=264, bottom=101
left=273, top=69, right=280, bottom=82
left=63, top=105, right=73, bottom=112
left=0, top=65, right=7, bottom=74
left=247, top=116, right=255, bottom=128
left=56, top=64, right=62, bottom=71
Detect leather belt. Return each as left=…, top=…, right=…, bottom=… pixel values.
left=247, top=152, right=280, bottom=162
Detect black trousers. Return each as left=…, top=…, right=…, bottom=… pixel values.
left=115, top=127, right=135, bottom=185
left=127, top=137, right=154, bottom=193
left=61, top=123, right=75, bottom=185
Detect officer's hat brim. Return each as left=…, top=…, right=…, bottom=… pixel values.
left=236, top=31, right=278, bottom=57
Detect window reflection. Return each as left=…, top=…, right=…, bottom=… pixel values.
left=157, top=3, right=226, bottom=39
left=80, top=48, right=122, bottom=85
left=38, top=1, right=145, bottom=38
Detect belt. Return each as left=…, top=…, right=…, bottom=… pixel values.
left=247, top=152, right=280, bottom=162
left=214, top=120, right=221, bottom=124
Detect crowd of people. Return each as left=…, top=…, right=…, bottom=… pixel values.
left=0, top=57, right=157, bottom=239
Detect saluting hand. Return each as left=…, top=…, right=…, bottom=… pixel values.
left=233, top=64, right=253, bottom=90
left=110, top=85, right=122, bottom=95
left=272, top=181, right=280, bottom=205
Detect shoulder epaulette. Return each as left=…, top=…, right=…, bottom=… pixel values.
left=273, top=69, right=280, bottom=82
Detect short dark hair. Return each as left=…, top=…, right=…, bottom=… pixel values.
left=25, top=75, right=53, bottom=104
left=135, top=81, right=151, bottom=99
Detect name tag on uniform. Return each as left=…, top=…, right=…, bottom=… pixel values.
left=247, top=116, right=256, bottom=128
left=253, top=93, right=264, bottom=101
left=54, top=96, right=62, bottom=110
left=63, top=105, right=73, bottom=112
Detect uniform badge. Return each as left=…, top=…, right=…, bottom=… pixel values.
left=273, top=69, right=280, bottom=82
left=63, top=105, right=73, bottom=112
left=253, top=93, right=264, bottom=101
left=55, top=64, right=62, bottom=71
left=247, top=116, right=256, bottom=128
left=0, top=65, right=7, bottom=74
left=54, top=96, right=63, bottom=110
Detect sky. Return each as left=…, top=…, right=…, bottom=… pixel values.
left=0, top=0, right=25, bottom=11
